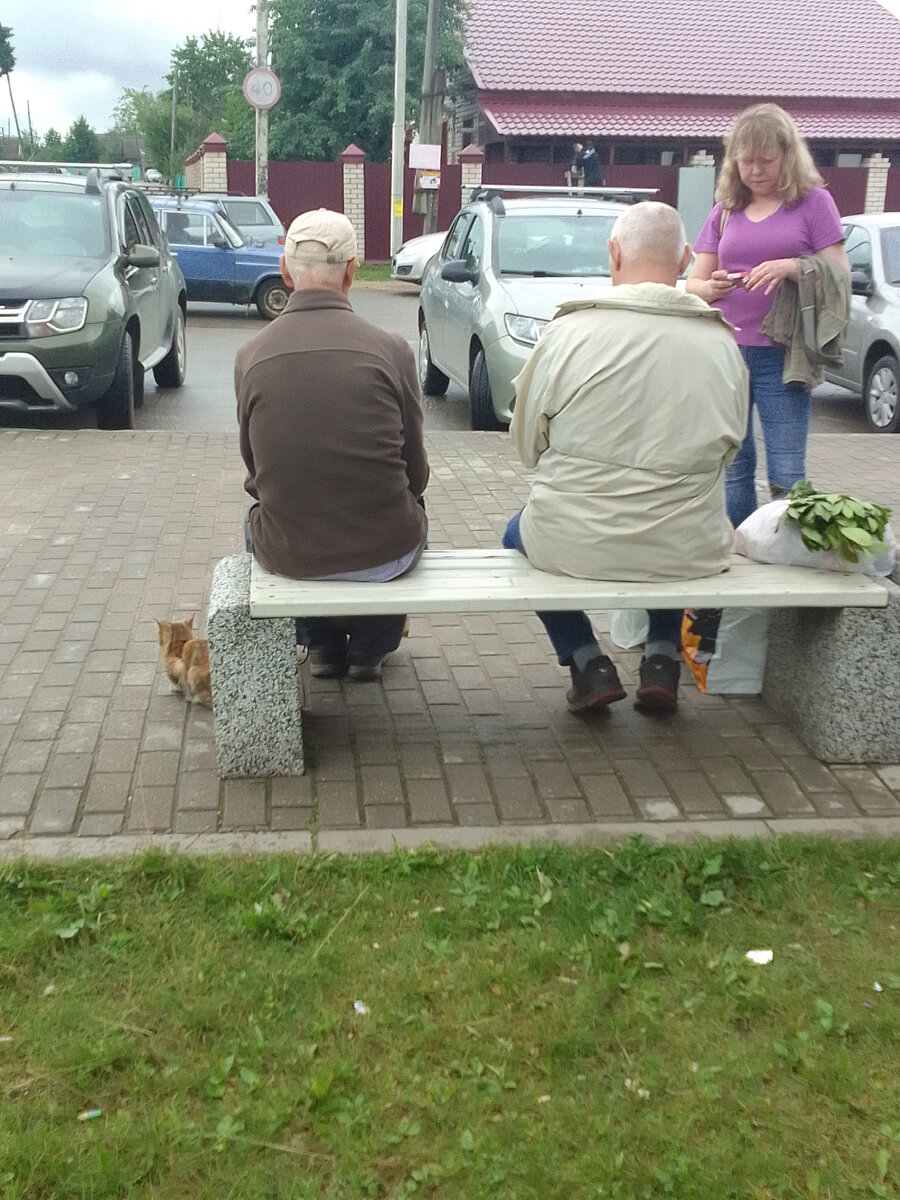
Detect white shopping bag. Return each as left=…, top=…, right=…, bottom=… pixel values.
left=733, top=500, right=896, bottom=578
left=682, top=607, right=769, bottom=695
left=608, top=608, right=650, bottom=649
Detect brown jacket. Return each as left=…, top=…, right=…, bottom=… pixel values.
left=235, top=288, right=429, bottom=579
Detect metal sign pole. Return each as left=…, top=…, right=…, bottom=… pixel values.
left=390, top=0, right=408, bottom=256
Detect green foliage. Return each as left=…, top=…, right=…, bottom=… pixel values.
left=168, top=31, right=253, bottom=129
left=62, top=115, right=100, bottom=162
left=782, top=480, right=892, bottom=564
left=0, top=23, right=14, bottom=76
left=268, top=0, right=467, bottom=161
left=40, top=128, right=64, bottom=157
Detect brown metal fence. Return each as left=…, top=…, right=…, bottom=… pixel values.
left=226, top=161, right=343, bottom=228
left=884, top=169, right=900, bottom=212
left=819, top=167, right=868, bottom=216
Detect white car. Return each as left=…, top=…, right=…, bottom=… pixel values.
left=145, top=168, right=162, bottom=184
left=390, top=231, right=446, bottom=284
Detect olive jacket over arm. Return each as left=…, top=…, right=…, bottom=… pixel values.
left=235, top=288, right=429, bottom=580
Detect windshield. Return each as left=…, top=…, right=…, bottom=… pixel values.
left=881, top=226, right=900, bottom=285
left=497, top=212, right=617, bottom=277
left=0, top=189, right=108, bottom=258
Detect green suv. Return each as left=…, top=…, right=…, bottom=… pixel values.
left=0, top=170, right=187, bottom=429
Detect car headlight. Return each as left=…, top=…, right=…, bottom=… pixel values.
left=504, top=313, right=549, bottom=346
left=25, top=297, right=88, bottom=337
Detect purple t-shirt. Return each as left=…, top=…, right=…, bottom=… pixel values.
left=693, top=188, right=844, bottom=346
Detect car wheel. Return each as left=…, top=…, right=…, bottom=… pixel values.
left=864, top=354, right=900, bottom=433
left=469, top=349, right=503, bottom=431
left=418, top=323, right=449, bottom=395
left=153, top=307, right=187, bottom=388
left=256, top=278, right=290, bottom=321
left=97, top=332, right=136, bottom=430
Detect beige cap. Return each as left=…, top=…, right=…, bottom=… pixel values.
left=284, top=208, right=357, bottom=264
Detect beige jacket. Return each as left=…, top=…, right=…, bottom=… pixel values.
left=511, top=283, right=749, bottom=582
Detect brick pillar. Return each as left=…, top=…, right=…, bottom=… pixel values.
left=341, top=143, right=367, bottom=262
left=196, top=133, right=228, bottom=191
left=863, top=152, right=890, bottom=214
left=689, top=150, right=717, bottom=167
left=459, top=143, right=484, bottom=208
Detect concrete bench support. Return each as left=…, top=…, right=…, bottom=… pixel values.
left=763, top=571, right=900, bottom=763
left=208, top=554, right=304, bottom=778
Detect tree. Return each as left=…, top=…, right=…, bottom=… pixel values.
left=268, top=0, right=466, bottom=161
left=0, top=23, right=14, bottom=75
left=63, top=116, right=100, bottom=162
left=168, top=31, right=253, bottom=129
left=41, top=128, right=64, bottom=158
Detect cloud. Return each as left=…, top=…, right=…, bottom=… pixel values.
left=0, top=0, right=254, bottom=137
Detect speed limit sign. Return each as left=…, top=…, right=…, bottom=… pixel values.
left=242, top=67, right=282, bottom=110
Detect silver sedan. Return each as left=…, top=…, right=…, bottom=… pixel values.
left=825, top=213, right=900, bottom=433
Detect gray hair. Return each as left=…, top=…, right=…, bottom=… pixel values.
left=285, top=259, right=348, bottom=289
left=609, top=202, right=686, bottom=271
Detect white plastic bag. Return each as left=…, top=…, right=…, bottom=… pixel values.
left=682, top=607, right=770, bottom=695
left=608, top=608, right=649, bottom=649
left=733, top=500, right=896, bottom=578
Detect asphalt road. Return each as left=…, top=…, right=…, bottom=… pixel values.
left=0, top=281, right=871, bottom=436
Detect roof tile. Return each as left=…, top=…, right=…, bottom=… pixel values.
left=466, top=0, right=900, bottom=100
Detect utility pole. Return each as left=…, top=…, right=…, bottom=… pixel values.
left=255, top=0, right=269, bottom=197
left=417, top=0, right=443, bottom=235
left=169, top=66, right=177, bottom=181
left=390, top=0, right=408, bottom=256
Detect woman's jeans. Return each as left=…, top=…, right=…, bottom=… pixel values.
left=727, top=345, right=810, bottom=529
left=502, top=512, right=681, bottom=665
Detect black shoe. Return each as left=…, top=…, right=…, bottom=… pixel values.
left=347, top=658, right=384, bottom=682
left=635, top=654, right=680, bottom=712
left=566, top=655, right=627, bottom=713
left=308, top=642, right=348, bottom=679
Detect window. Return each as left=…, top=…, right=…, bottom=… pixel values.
left=843, top=224, right=872, bottom=277
left=442, top=213, right=471, bottom=262
left=460, top=216, right=484, bottom=273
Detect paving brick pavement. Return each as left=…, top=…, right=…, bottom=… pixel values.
left=0, top=427, right=899, bottom=857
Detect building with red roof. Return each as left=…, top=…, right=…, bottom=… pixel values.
left=451, top=0, right=900, bottom=170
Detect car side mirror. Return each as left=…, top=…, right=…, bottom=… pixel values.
left=212, top=237, right=230, bottom=250
left=126, top=244, right=160, bottom=268
left=850, top=269, right=873, bottom=297
left=441, top=258, right=477, bottom=285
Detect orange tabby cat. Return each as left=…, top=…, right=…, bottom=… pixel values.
left=155, top=617, right=212, bottom=708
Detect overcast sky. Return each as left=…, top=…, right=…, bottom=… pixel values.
left=1, top=0, right=255, bottom=142
left=4, top=0, right=900, bottom=146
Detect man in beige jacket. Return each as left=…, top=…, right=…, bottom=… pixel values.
left=504, top=202, right=748, bottom=713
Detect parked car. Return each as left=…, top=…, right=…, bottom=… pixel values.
left=150, top=196, right=290, bottom=320
left=0, top=169, right=187, bottom=429
left=193, top=192, right=286, bottom=246
left=145, top=168, right=162, bottom=184
left=418, top=186, right=650, bottom=429
left=823, top=213, right=900, bottom=433
left=391, top=230, right=446, bottom=284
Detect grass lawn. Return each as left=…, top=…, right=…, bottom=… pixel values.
left=355, top=263, right=392, bottom=282
left=1, top=837, right=898, bottom=1198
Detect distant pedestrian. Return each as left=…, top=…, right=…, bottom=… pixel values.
left=573, top=139, right=604, bottom=187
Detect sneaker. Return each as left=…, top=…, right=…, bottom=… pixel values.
left=347, top=658, right=384, bottom=682
left=635, top=654, right=680, bottom=712
left=566, top=655, right=627, bottom=712
left=308, top=643, right=348, bottom=679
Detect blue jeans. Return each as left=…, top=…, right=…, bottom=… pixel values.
left=502, top=512, right=681, bottom=665
left=727, top=345, right=810, bottom=528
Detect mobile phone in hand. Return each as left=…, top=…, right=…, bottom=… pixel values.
left=725, top=271, right=747, bottom=286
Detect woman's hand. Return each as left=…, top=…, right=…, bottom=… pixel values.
left=744, top=258, right=798, bottom=295
left=686, top=268, right=738, bottom=303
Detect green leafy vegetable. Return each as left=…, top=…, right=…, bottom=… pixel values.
left=780, top=481, right=891, bottom=564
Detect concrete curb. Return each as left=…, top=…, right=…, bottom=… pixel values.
left=2, top=816, right=899, bottom=862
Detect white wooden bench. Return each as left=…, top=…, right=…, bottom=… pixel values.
left=206, top=550, right=898, bottom=777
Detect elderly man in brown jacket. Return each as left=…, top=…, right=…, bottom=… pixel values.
left=235, top=209, right=429, bottom=681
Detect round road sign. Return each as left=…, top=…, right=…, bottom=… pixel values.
left=242, top=67, right=282, bottom=111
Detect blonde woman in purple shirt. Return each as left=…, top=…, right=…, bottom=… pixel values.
left=686, top=103, right=848, bottom=526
